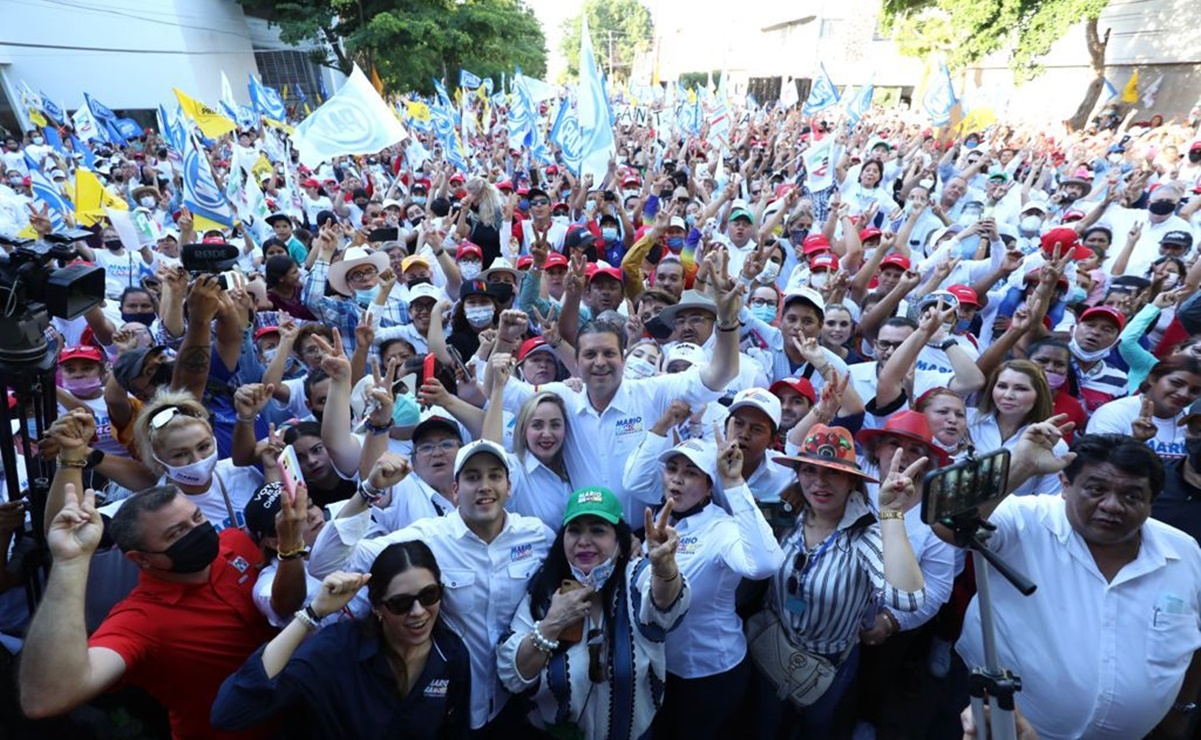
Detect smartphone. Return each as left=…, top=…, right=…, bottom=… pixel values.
left=279, top=445, right=305, bottom=504
left=921, top=449, right=1010, bottom=526
left=558, top=580, right=586, bottom=643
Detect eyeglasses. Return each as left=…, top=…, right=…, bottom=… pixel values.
left=529, top=198, right=551, bottom=206
left=875, top=340, right=903, bottom=352
left=415, top=439, right=460, bottom=456
left=749, top=298, right=778, bottom=309
left=347, top=266, right=378, bottom=284
left=381, top=583, right=443, bottom=615
left=673, top=315, right=713, bottom=328
left=149, top=405, right=195, bottom=430
left=587, top=627, right=607, bottom=683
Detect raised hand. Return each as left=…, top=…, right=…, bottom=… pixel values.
left=652, top=400, right=692, bottom=435
left=489, top=351, right=516, bottom=388
left=234, top=382, right=274, bottom=422
left=1011, top=413, right=1076, bottom=477
left=878, top=448, right=928, bottom=514
left=792, top=335, right=827, bottom=366
left=47, top=483, right=104, bottom=563
left=532, top=306, right=560, bottom=348
left=368, top=451, right=412, bottom=490
left=1131, top=395, right=1157, bottom=441
left=564, top=252, right=587, bottom=296
left=186, top=274, right=224, bottom=323
left=311, top=571, right=372, bottom=619
left=274, top=481, right=310, bottom=552
left=43, top=408, right=97, bottom=461
left=813, top=371, right=848, bottom=423
left=714, top=425, right=745, bottom=487
left=498, top=309, right=529, bottom=343
left=312, top=332, right=351, bottom=382
left=26, top=202, right=53, bottom=237
left=644, top=500, right=681, bottom=576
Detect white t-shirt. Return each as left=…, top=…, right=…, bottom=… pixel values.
left=92, top=247, right=146, bottom=300
left=1086, top=395, right=1189, bottom=459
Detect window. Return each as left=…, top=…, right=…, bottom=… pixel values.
left=819, top=19, right=841, bottom=38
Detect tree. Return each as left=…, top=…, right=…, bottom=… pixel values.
left=238, top=0, right=546, bottom=94
left=559, top=0, right=653, bottom=81
left=881, top=0, right=1111, bottom=129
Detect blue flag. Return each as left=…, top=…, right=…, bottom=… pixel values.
left=802, top=63, right=840, bottom=116
left=845, top=83, right=874, bottom=126
left=459, top=69, right=482, bottom=90
left=249, top=75, right=287, bottom=122
left=24, top=153, right=72, bottom=230
left=115, top=118, right=142, bottom=141
left=42, top=126, right=67, bottom=155
left=158, top=104, right=187, bottom=153
left=576, top=16, right=616, bottom=184
left=40, top=94, right=64, bottom=125
left=923, top=62, right=957, bottom=127
left=70, top=134, right=97, bottom=169
left=433, top=78, right=452, bottom=106
left=430, top=98, right=469, bottom=172
left=482, top=77, right=495, bottom=96
left=182, top=132, right=235, bottom=227
left=1103, top=78, right=1119, bottom=101
left=293, top=82, right=306, bottom=103
left=549, top=99, right=584, bottom=175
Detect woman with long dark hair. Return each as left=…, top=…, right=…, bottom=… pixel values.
left=497, top=486, right=688, bottom=740
left=212, top=541, right=471, bottom=738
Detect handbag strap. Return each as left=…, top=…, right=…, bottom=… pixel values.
left=213, top=470, right=241, bottom=531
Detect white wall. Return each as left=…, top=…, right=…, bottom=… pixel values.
left=0, top=0, right=261, bottom=114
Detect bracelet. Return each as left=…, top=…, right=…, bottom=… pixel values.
left=304, top=604, right=325, bottom=623
left=58, top=458, right=87, bottom=469
left=879, top=510, right=905, bottom=520
left=364, top=418, right=394, bottom=435
left=236, top=415, right=257, bottom=424
left=531, top=621, right=560, bottom=653
left=653, top=569, right=680, bottom=582
left=717, top=322, right=741, bottom=332
left=358, top=480, right=385, bottom=503
left=294, top=608, right=321, bottom=632
left=277, top=546, right=308, bottom=560
left=880, top=609, right=900, bottom=635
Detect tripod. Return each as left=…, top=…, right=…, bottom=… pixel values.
left=945, top=513, right=1037, bottom=740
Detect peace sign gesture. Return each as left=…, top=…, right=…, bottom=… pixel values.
left=47, top=483, right=104, bottom=564
left=644, top=500, right=681, bottom=576
left=813, top=370, right=849, bottom=424
left=26, top=202, right=53, bottom=237
left=532, top=305, right=560, bottom=348
left=877, top=448, right=928, bottom=515
left=713, top=425, right=745, bottom=488
left=311, top=332, right=350, bottom=382
left=1131, top=395, right=1157, bottom=441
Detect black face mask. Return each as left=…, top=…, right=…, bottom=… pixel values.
left=1149, top=200, right=1178, bottom=216
left=1187, top=437, right=1201, bottom=475
left=406, top=277, right=432, bottom=289
left=104, top=239, right=123, bottom=251
left=155, top=521, right=220, bottom=573
left=149, top=361, right=174, bottom=388
left=122, top=311, right=156, bottom=327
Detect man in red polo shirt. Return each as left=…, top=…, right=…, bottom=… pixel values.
left=20, top=484, right=291, bottom=739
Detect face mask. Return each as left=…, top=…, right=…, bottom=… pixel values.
left=954, top=318, right=972, bottom=334
left=1069, top=336, right=1115, bottom=364
left=518, top=198, right=530, bottom=211
left=810, top=272, right=829, bottom=289
left=622, top=189, right=638, bottom=201
left=624, top=355, right=657, bottom=379
left=1164, top=274, right=1180, bottom=289
left=751, top=304, right=777, bottom=323
left=1187, top=437, right=1201, bottom=474
left=261, top=348, right=277, bottom=365
left=139, top=196, right=156, bottom=208
left=62, top=376, right=103, bottom=395
left=552, top=215, right=569, bottom=227
left=465, top=305, right=494, bottom=328
left=412, top=195, right=427, bottom=206
left=104, top=239, right=123, bottom=251
left=149, top=361, right=174, bottom=389
left=1107, top=153, right=1123, bottom=164
left=1044, top=371, right=1067, bottom=390
left=354, top=286, right=380, bottom=304
left=410, top=215, right=424, bottom=228
left=602, top=227, right=619, bottom=242
left=31, top=136, right=43, bottom=145
left=919, top=179, right=935, bottom=190
left=393, top=394, right=421, bottom=426
left=685, top=215, right=696, bottom=229
left=666, top=236, right=684, bottom=250
left=1020, top=215, right=1042, bottom=234
left=157, top=447, right=219, bottom=487
left=157, top=521, right=220, bottom=573
left=585, top=200, right=597, bottom=215
left=122, top=311, right=156, bottom=327
left=1148, top=200, right=1177, bottom=216
left=570, top=555, right=616, bottom=591
left=757, top=260, right=781, bottom=283
left=1065, top=286, right=1087, bottom=304
left=965, top=140, right=978, bottom=149
left=789, top=228, right=809, bottom=244
left=459, top=261, right=482, bottom=280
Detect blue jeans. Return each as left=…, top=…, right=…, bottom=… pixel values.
left=751, top=644, right=861, bottom=739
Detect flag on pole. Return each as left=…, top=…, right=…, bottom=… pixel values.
left=74, top=168, right=126, bottom=227
left=249, top=75, right=287, bottom=122
left=70, top=134, right=96, bottom=169
left=85, top=93, right=127, bottom=145
left=404, top=100, right=432, bottom=130
left=1120, top=70, right=1139, bottom=104
left=181, top=128, right=236, bottom=231
left=292, top=65, right=409, bottom=168
left=1102, top=78, right=1119, bottom=101
left=459, top=69, right=482, bottom=90
left=220, top=71, right=240, bottom=122
left=549, top=99, right=584, bottom=175
left=922, top=61, right=957, bottom=127
left=1142, top=74, right=1163, bottom=108
left=507, top=68, right=536, bottom=151
left=780, top=78, right=799, bottom=109
left=845, top=83, right=874, bottom=125
left=802, top=135, right=836, bottom=192
left=23, top=154, right=72, bottom=231
left=577, top=15, right=617, bottom=185
left=39, top=94, right=64, bottom=125
left=174, top=88, right=238, bottom=138
left=802, top=64, right=840, bottom=115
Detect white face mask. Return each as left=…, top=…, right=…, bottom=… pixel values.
left=140, top=196, right=157, bottom=208
left=1163, top=273, right=1180, bottom=289
left=622, top=189, right=638, bottom=201
left=1069, top=336, right=1116, bottom=364
left=465, top=305, right=494, bottom=328
left=570, top=556, right=616, bottom=590
left=459, top=261, right=482, bottom=280
left=809, top=271, right=829, bottom=289
left=156, top=448, right=219, bottom=487
left=552, top=215, right=569, bottom=228
left=757, top=260, right=781, bottom=284
left=1020, top=215, right=1042, bottom=234
left=624, top=355, right=658, bottom=379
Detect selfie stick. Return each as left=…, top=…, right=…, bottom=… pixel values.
left=935, top=452, right=1037, bottom=740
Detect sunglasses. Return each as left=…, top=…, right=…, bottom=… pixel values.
left=786, top=551, right=809, bottom=596
left=381, top=583, right=443, bottom=615
left=149, top=405, right=195, bottom=430
left=529, top=198, right=551, bottom=206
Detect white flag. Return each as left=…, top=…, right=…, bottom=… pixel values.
left=802, top=136, right=836, bottom=192
left=72, top=104, right=102, bottom=142
left=293, top=65, right=409, bottom=168
left=577, top=16, right=616, bottom=185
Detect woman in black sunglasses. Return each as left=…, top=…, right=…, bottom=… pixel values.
left=213, top=540, right=471, bottom=739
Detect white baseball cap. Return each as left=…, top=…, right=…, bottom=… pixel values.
left=727, top=387, right=783, bottom=429
left=657, top=438, right=719, bottom=481
left=453, top=439, right=510, bottom=477
left=665, top=342, right=706, bottom=369
left=407, top=282, right=443, bottom=306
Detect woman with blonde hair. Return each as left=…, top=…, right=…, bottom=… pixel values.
left=133, top=389, right=263, bottom=530
left=456, top=176, right=506, bottom=265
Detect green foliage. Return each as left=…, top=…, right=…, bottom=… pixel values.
left=678, top=71, right=722, bottom=91
left=559, top=0, right=654, bottom=80
left=238, top=0, right=546, bottom=94
left=881, top=0, right=1109, bottom=80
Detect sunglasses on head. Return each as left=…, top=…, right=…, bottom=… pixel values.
left=149, top=405, right=196, bottom=430
left=380, top=583, right=443, bottom=615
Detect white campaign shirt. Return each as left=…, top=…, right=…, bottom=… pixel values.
left=966, top=409, right=1065, bottom=497
left=502, top=451, right=573, bottom=531
left=92, top=248, right=147, bottom=300
left=502, top=368, right=724, bottom=525
left=957, top=495, right=1201, bottom=740
left=660, top=484, right=784, bottom=678
left=1087, top=395, right=1189, bottom=459
left=344, top=511, right=555, bottom=729
left=122, top=460, right=262, bottom=532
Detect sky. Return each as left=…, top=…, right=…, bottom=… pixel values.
left=525, top=0, right=582, bottom=80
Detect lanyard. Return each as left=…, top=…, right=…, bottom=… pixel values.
left=796, top=527, right=839, bottom=583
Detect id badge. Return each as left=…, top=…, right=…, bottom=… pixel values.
left=785, top=596, right=806, bottom=618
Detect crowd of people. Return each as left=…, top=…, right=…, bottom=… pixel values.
left=1, top=92, right=1201, bottom=740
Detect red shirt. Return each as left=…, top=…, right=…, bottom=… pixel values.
left=1052, top=389, right=1088, bottom=443
left=89, top=529, right=277, bottom=740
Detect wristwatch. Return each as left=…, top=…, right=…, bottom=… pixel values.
left=84, top=449, right=106, bottom=470
left=939, top=338, right=958, bottom=352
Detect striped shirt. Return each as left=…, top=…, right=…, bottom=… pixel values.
left=1073, top=358, right=1128, bottom=414
left=768, top=493, right=925, bottom=656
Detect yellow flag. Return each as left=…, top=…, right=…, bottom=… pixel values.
left=75, top=168, right=127, bottom=227
left=405, top=100, right=431, bottom=124
left=371, top=66, right=385, bottom=95
left=263, top=118, right=295, bottom=135
left=28, top=109, right=47, bottom=128
left=173, top=88, right=237, bottom=138
left=250, top=154, right=275, bottom=184
left=1121, top=70, right=1139, bottom=104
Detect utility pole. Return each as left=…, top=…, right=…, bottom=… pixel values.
left=608, top=31, right=615, bottom=79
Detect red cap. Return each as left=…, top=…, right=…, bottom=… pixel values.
left=946, top=284, right=980, bottom=307
left=1040, top=227, right=1092, bottom=260
left=552, top=202, right=570, bottom=212
left=301, top=178, right=319, bottom=188
left=517, top=337, right=554, bottom=362
left=880, top=254, right=911, bottom=271
left=254, top=326, right=281, bottom=340
left=60, top=345, right=103, bottom=364
left=545, top=164, right=559, bottom=175
left=456, top=243, right=483, bottom=260
left=516, top=187, right=530, bottom=197
left=1062, top=210, right=1086, bottom=223
left=587, top=265, right=624, bottom=283
left=802, top=234, right=831, bottom=255
left=809, top=253, right=840, bottom=272
left=544, top=252, right=569, bottom=269
left=1080, top=305, right=1126, bottom=331
left=516, top=255, right=534, bottom=271
left=770, top=377, right=816, bottom=405
left=858, top=227, right=882, bottom=243
left=1190, top=141, right=1201, bottom=153
left=497, top=180, right=513, bottom=192
left=621, top=175, right=640, bottom=188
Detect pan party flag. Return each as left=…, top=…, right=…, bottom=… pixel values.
left=174, top=88, right=238, bottom=138
left=1120, top=70, right=1139, bottom=104
left=74, top=168, right=127, bottom=227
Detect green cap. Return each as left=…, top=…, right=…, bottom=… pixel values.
left=563, top=486, right=623, bottom=526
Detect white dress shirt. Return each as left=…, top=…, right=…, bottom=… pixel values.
left=503, top=367, right=724, bottom=525
left=503, top=450, right=574, bottom=531
left=345, top=510, right=555, bottom=729
left=966, top=409, right=1065, bottom=496
left=957, top=494, right=1201, bottom=740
